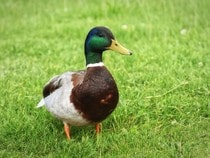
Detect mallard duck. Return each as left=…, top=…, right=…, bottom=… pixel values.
left=37, top=26, right=132, bottom=139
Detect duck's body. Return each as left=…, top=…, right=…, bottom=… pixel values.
left=37, top=26, right=132, bottom=139
left=38, top=64, right=118, bottom=126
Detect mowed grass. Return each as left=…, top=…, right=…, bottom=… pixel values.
left=0, top=0, right=210, bottom=157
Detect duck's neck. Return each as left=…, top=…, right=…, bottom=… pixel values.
left=85, top=49, right=103, bottom=66
left=87, top=62, right=104, bottom=68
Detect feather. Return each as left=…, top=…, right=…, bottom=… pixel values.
left=37, top=98, right=45, bottom=108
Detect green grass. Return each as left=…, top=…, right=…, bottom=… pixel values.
left=0, top=0, right=210, bottom=157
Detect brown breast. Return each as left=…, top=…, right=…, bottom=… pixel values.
left=70, top=66, right=119, bottom=123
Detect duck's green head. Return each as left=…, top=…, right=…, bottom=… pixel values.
left=85, top=26, right=132, bottom=65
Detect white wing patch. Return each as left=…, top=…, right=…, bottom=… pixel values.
left=37, top=71, right=90, bottom=126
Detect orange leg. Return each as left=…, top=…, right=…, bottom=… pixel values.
left=95, top=123, right=101, bottom=134
left=64, top=123, right=70, bottom=140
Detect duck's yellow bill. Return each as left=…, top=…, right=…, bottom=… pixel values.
left=107, top=39, right=132, bottom=55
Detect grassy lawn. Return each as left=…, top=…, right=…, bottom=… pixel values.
left=0, top=0, right=210, bottom=157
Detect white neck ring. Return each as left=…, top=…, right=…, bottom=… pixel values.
left=86, top=62, right=104, bottom=68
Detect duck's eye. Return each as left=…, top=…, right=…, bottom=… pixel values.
left=98, top=33, right=104, bottom=37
